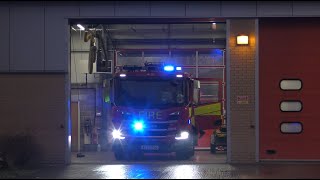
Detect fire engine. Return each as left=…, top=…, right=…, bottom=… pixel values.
left=109, top=62, right=201, bottom=160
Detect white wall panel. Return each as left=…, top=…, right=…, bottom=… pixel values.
left=186, top=1, right=221, bottom=17
left=45, top=6, right=79, bottom=72
left=70, top=30, right=90, bottom=51
left=0, top=6, right=9, bottom=72
left=115, top=1, right=150, bottom=16
left=221, top=1, right=257, bottom=17
left=79, top=1, right=115, bottom=17
left=70, top=31, right=97, bottom=84
left=257, top=1, right=292, bottom=17
left=293, top=1, right=320, bottom=16
left=10, top=5, right=45, bottom=71
left=150, top=1, right=185, bottom=17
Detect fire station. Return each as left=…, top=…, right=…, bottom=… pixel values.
left=0, top=1, right=320, bottom=166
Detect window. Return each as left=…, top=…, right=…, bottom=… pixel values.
left=198, top=68, right=223, bottom=78
left=280, top=101, right=302, bottom=112
left=280, top=79, right=302, bottom=90
left=198, top=49, right=224, bottom=66
left=200, top=84, right=220, bottom=104
left=280, top=122, right=303, bottom=134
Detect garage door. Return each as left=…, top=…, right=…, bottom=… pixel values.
left=259, top=18, right=320, bottom=160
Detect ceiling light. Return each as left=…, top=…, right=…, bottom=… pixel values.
left=211, top=23, right=217, bottom=30
left=77, top=24, right=85, bottom=31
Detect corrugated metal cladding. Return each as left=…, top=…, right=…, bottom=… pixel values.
left=1, top=1, right=320, bottom=72
left=259, top=18, right=320, bottom=160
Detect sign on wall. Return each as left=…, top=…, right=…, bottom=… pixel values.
left=237, top=96, right=249, bottom=104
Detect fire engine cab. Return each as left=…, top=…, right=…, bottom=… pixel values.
left=109, top=62, right=201, bottom=160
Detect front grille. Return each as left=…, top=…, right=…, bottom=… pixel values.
left=122, top=120, right=178, bottom=137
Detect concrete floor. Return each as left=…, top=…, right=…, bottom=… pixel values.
left=2, top=151, right=320, bottom=179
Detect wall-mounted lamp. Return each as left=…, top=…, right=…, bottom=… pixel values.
left=236, top=35, right=249, bottom=45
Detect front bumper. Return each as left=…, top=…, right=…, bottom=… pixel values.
left=112, top=137, right=192, bottom=153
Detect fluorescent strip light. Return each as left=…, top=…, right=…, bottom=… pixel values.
left=77, top=24, right=85, bottom=31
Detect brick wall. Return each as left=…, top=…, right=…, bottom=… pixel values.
left=228, top=19, right=257, bottom=163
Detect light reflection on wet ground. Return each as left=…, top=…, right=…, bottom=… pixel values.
left=3, top=163, right=320, bottom=179
left=2, top=151, right=320, bottom=179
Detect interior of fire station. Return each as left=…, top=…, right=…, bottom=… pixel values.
left=69, top=19, right=227, bottom=163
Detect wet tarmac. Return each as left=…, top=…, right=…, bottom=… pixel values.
left=71, top=150, right=227, bottom=164
left=1, top=151, right=320, bottom=179
left=2, top=162, right=320, bottom=179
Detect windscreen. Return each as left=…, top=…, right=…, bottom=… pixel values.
left=114, top=77, right=188, bottom=109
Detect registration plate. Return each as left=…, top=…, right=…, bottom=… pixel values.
left=141, top=145, right=159, bottom=150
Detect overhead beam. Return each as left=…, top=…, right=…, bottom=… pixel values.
left=109, top=32, right=226, bottom=39
left=113, top=38, right=226, bottom=45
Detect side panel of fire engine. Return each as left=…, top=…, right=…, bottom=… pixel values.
left=259, top=18, right=320, bottom=160
left=194, top=79, right=224, bottom=147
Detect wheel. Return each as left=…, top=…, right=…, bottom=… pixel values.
left=114, top=151, right=125, bottom=160
left=210, top=143, right=216, bottom=154
left=190, top=146, right=195, bottom=157
left=193, top=132, right=199, bottom=146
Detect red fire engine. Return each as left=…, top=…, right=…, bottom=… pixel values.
left=109, top=62, right=201, bottom=160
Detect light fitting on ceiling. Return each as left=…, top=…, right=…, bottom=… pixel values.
left=77, top=24, right=85, bottom=31
left=236, top=34, right=249, bottom=45
left=211, top=23, right=217, bottom=30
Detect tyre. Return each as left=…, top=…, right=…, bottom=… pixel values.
left=193, top=132, right=199, bottom=146
left=210, top=143, right=216, bottom=154
left=190, top=146, right=195, bottom=157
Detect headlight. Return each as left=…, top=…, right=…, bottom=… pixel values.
left=112, top=129, right=125, bottom=139
left=175, top=131, right=189, bottom=140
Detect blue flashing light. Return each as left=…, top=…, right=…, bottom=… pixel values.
left=176, top=67, right=182, bottom=71
left=213, top=49, right=223, bottom=56
left=188, top=119, right=191, bottom=124
left=164, top=65, right=174, bottom=72
left=133, top=121, right=144, bottom=131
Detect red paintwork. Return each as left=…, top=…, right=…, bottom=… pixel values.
left=259, top=18, right=320, bottom=160
left=197, top=129, right=214, bottom=147
left=112, top=106, right=192, bottom=140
